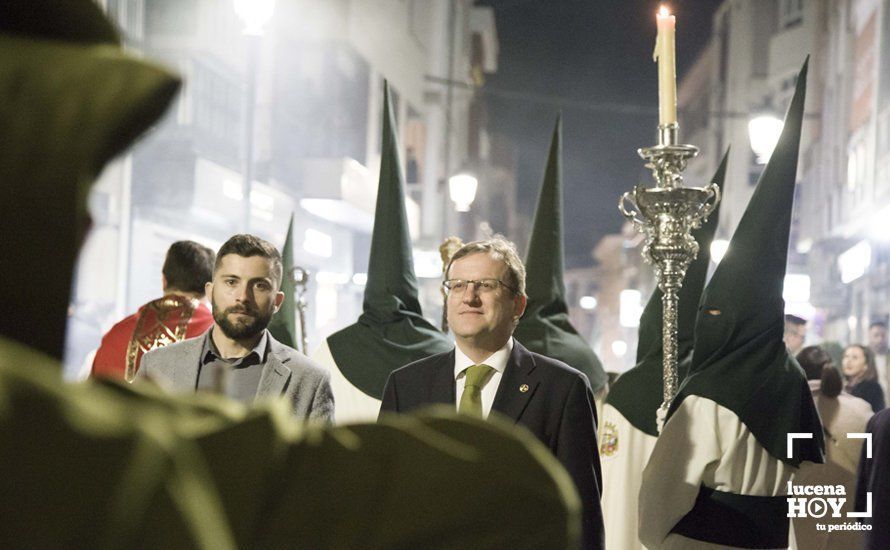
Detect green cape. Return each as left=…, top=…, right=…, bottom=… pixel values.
left=668, top=59, right=824, bottom=467
left=268, top=215, right=298, bottom=349
left=514, top=116, right=608, bottom=392
left=327, top=82, right=451, bottom=398
left=605, top=151, right=728, bottom=436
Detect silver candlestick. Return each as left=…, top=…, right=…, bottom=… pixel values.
left=619, top=122, right=720, bottom=429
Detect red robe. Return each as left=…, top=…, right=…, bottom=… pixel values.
left=91, top=295, right=213, bottom=381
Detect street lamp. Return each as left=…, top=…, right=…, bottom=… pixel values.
left=685, top=107, right=805, bottom=162
left=234, top=0, right=275, bottom=231
left=619, top=289, right=642, bottom=328
left=611, top=340, right=628, bottom=358
left=233, top=0, right=276, bottom=35
left=448, top=173, right=478, bottom=212
left=710, top=238, right=729, bottom=264
left=838, top=240, right=872, bottom=284
left=748, top=112, right=784, bottom=164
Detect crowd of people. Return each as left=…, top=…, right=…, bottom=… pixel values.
left=783, top=315, right=888, bottom=549
left=784, top=315, right=888, bottom=414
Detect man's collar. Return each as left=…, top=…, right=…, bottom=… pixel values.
left=454, top=337, right=514, bottom=379
left=202, top=328, right=269, bottom=366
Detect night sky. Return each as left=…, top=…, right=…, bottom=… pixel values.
left=479, top=0, right=724, bottom=267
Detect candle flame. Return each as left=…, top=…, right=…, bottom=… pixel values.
left=658, top=5, right=671, bottom=17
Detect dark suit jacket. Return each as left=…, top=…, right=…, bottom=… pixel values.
left=139, top=330, right=334, bottom=422
left=379, top=340, right=604, bottom=550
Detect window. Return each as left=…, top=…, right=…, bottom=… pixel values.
left=146, top=0, right=197, bottom=36
left=780, top=0, right=804, bottom=30
left=847, top=145, right=858, bottom=191
left=106, top=0, right=144, bottom=43
left=749, top=151, right=763, bottom=187
left=403, top=105, right=425, bottom=185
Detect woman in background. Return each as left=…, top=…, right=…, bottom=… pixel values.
left=843, top=344, right=886, bottom=412
left=793, top=346, right=873, bottom=550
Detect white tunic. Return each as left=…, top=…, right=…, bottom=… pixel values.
left=311, top=339, right=382, bottom=424
left=791, top=384, right=873, bottom=550
left=639, top=395, right=796, bottom=550
left=599, top=403, right=657, bottom=550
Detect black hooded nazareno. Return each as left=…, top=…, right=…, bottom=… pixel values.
left=667, top=58, right=824, bottom=467
left=327, top=82, right=451, bottom=398
left=514, top=116, right=608, bottom=393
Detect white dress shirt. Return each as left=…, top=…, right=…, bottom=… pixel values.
left=453, top=338, right=513, bottom=418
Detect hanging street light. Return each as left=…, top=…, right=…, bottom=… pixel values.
left=748, top=112, right=784, bottom=164
left=233, top=0, right=276, bottom=36
left=710, top=238, right=730, bottom=264
left=448, top=173, right=478, bottom=212
left=233, top=0, right=275, bottom=230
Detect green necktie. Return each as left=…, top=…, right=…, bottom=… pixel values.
left=459, top=364, right=493, bottom=417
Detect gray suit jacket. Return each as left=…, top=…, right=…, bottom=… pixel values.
left=139, top=330, right=333, bottom=422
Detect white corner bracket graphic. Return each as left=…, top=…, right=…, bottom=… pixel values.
left=786, top=432, right=814, bottom=460
left=847, top=433, right=873, bottom=459
left=848, top=492, right=872, bottom=518
left=846, top=432, right=873, bottom=519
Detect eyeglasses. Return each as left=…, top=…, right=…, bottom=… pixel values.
left=443, top=278, right=519, bottom=296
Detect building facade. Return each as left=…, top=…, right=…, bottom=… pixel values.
left=674, top=0, right=890, bottom=345
left=67, top=0, right=499, bottom=377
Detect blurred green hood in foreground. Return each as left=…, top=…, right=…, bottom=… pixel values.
left=0, top=2, right=580, bottom=547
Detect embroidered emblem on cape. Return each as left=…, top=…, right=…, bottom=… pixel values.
left=125, top=295, right=198, bottom=382
left=600, top=421, right=619, bottom=457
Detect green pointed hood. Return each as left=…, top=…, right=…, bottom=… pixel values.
left=327, top=82, right=452, bottom=398
left=668, top=59, right=824, bottom=466
left=604, top=152, right=728, bottom=436
left=0, top=0, right=181, bottom=359
left=514, top=116, right=607, bottom=392
left=269, top=215, right=297, bottom=349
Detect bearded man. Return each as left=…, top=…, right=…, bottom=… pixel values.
left=139, top=234, right=333, bottom=421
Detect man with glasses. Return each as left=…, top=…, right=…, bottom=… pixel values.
left=379, top=237, right=604, bottom=550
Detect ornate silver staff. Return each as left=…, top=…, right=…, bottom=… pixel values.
left=292, top=266, right=310, bottom=355
left=620, top=123, right=720, bottom=425
left=617, top=5, right=721, bottom=429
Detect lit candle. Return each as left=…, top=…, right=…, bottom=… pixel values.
left=655, top=5, right=677, bottom=125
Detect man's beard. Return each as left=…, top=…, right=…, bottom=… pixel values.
left=212, top=300, right=273, bottom=341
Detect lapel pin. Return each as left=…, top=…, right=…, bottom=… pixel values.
left=519, top=384, right=529, bottom=393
